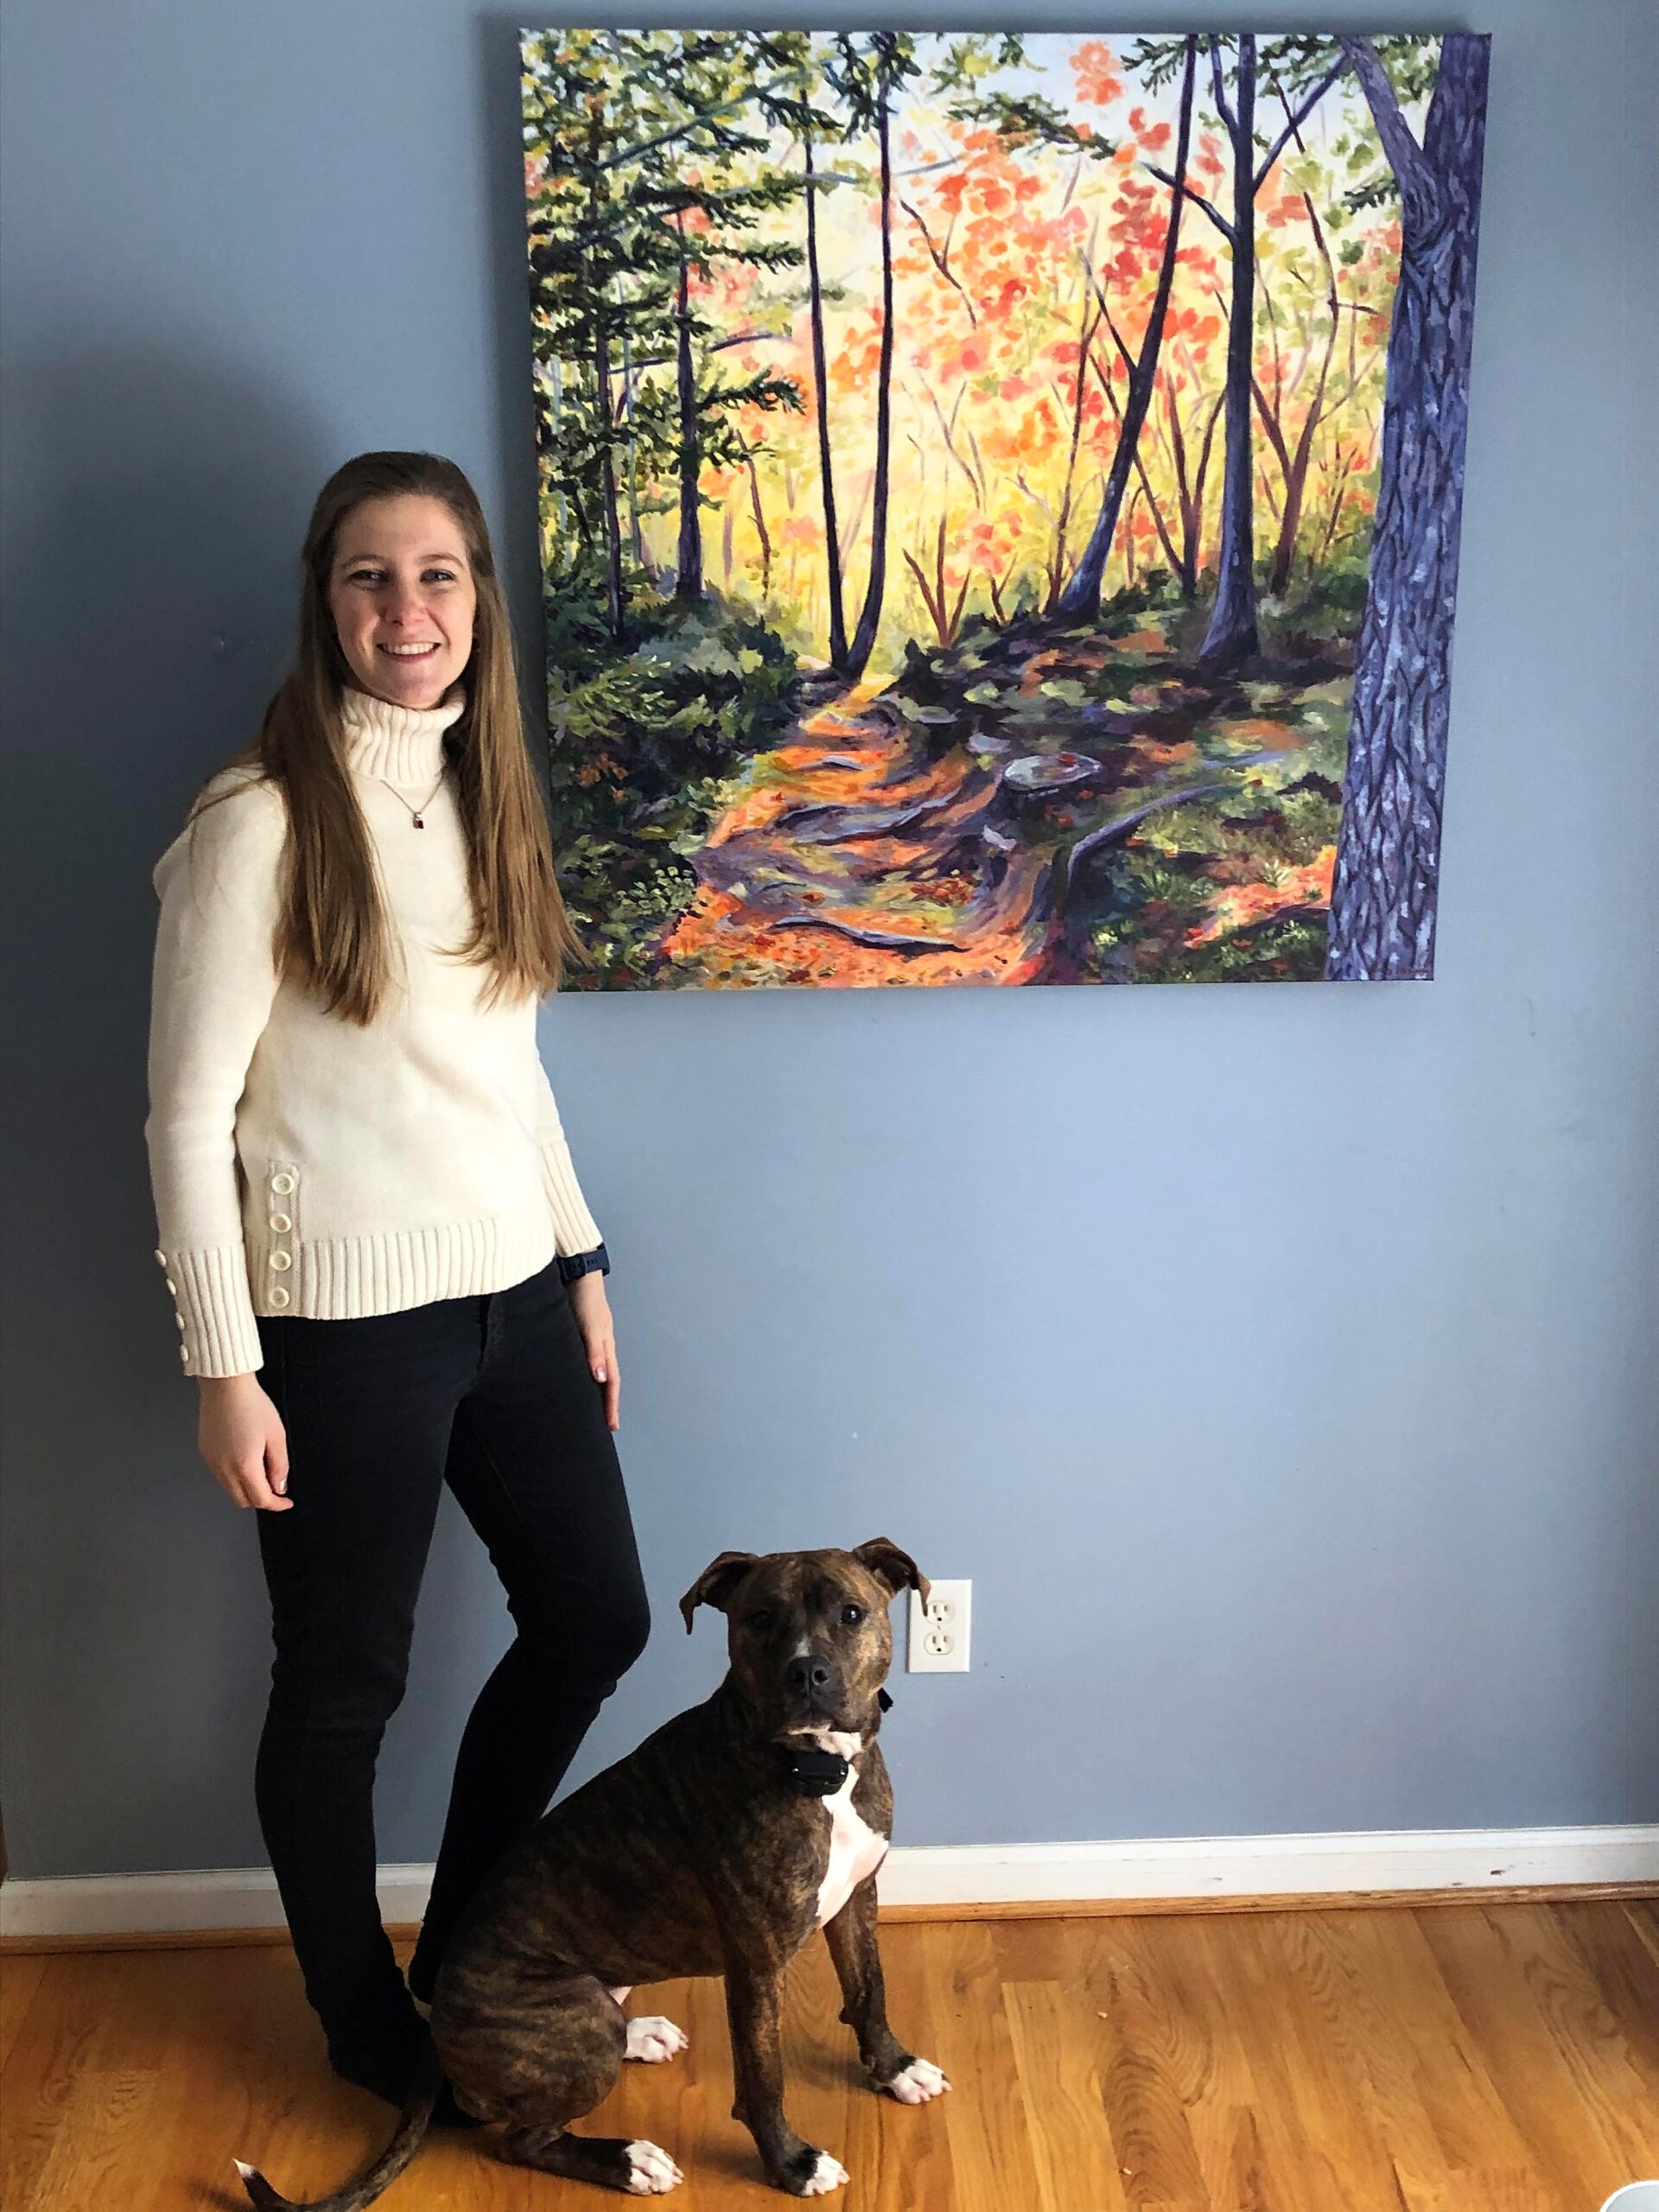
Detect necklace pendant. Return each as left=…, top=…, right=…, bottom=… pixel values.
left=413, top=816, right=424, bottom=829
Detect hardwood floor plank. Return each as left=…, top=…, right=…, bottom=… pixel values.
left=1211, top=1912, right=1396, bottom=2212
left=1304, top=1902, right=1533, bottom=2188
left=1415, top=1904, right=1653, bottom=2207
left=863, top=1919, right=958, bottom=2212
left=1554, top=1897, right=1659, bottom=2121
left=1003, top=1978, right=1132, bottom=2212
left=931, top=1918, right=1050, bottom=2212
left=0, top=1951, right=127, bottom=2209
left=0, top=1952, right=48, bottom=2074
left=1128, top=1913, right=1305, bottom=2212
left=1082, top=1916, right=1214, bottom=2209
left=1280, top=1907, right=1459, bottom=2185
left=1624, top=1897, right=1659, bottom=1973
left=1392, top=2170, right=1567, bottom=2212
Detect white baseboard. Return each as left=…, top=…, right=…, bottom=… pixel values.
left=3, top=1825, right=1655, bottom=1942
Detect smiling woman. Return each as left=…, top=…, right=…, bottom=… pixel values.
left=141, top=448, right=650, bottom=2129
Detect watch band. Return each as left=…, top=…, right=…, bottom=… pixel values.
left=556, top=1243, right=610, bottom=1283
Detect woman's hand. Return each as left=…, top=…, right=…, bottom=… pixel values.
left=569, top=1273, right=620, bottom=1431
left=197, top=1373, right=292, bottom=1510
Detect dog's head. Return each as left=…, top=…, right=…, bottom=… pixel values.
left=679, top=1539, right=927, bottom=1749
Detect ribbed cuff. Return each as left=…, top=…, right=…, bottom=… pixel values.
left=539, top=1144, right=602, bottom=1256
left=157, top=1242, right=264, bottom=1378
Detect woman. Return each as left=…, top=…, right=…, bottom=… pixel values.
left=143, top=451, right=650, bottom=2116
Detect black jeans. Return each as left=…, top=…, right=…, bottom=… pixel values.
left=252, top=1255, right=649, bottom=2055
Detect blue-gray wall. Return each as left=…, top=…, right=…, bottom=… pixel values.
left=3, top=2, right=1654, bottom=1882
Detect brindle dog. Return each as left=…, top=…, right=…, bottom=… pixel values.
left=237, top=1539, right=950, bottom=2208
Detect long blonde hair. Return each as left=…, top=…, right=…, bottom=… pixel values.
left=189, top=449, right=582, bottom=1025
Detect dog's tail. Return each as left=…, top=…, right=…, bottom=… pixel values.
left=233, top=2037, right=442, bottom=2212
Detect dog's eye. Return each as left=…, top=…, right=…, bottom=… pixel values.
left=839, top=1604, right=864, bottom=1627
left=747, top=1609, right=774, bottom=1634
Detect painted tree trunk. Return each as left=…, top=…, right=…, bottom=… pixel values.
left=1057, top=36, right=1197, bottom=622
left=845, top=79, right=893, bottom=684
left=1269, top=462, right=1307, bottom=596
left=617, top=288, right=645, bottom=570
left=804, top=136, right=848, bottom=671
left=674, top=246, right=702, bottom=602
left=1199, top=35, right=1259, bottom=664
left=594, top=322, right=624, bottom=637
left=1326, top=35, right=1488, bottom=981
left=1268, top=208, right=1340, bottom=596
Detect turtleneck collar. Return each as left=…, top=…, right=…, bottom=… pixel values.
left=339, top=686, right=467, bottom=785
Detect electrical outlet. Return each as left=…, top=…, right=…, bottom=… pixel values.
left=907, top=1579, right=971, bottom=1674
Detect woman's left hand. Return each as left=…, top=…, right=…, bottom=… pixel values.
left=569, top=1272, right=620, bottom=1431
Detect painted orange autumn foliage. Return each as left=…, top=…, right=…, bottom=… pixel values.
left=1186, top=848, right=1338, bottom=945
left=583, top=34, right=1402, bottom=660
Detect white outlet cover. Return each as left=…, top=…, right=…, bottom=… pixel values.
left=907, top=1580, right=971, bottom=1674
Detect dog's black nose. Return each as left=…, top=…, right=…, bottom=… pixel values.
left=786, top=1655, right=833, bottom=1697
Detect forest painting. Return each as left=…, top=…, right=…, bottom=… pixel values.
left=521, top=31, right=1488, bottom=988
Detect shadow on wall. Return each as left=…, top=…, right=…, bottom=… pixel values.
left=0, top=336, right=337, bottom=1878
left=476, top=7, right=556, bottom=716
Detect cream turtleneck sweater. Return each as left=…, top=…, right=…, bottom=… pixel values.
left=144, top=687, right=601, bottom=1378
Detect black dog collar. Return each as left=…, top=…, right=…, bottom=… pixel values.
left=779, top=1690, right=893, bottom=1796
left=781, top=1745, right=849, bottom=1796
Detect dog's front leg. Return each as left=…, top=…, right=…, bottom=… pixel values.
left=823, top=1877, right=951, bottom=2106
left=725, top=1964, right=848, bottom=2196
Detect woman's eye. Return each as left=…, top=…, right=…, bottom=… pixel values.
left=423, top=568, right=458, bottom=583
left=840, top=1605, right=864, bottom=1627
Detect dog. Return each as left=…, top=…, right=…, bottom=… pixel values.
left=237, top=1538, right=950, bottom=2205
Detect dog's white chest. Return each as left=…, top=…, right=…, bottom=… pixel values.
left=815, top=1770, right=888, bottom=1928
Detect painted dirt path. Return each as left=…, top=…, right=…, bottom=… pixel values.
left=657, top=629, right=1344, bottom=988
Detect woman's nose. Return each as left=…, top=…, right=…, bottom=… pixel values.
left=382, top=582, right=426, bottom=622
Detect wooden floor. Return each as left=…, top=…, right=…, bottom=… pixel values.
left=3, top=1903, right=1658, bottom=2210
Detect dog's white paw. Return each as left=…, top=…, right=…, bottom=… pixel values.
left=882, top=2056, right=950, bottom=2105
left=799, top=2150, right=849, bottom=2196
left=624, top=2139, right=683, bottom=2194
left=625, top=2014, right=690, bottom=2064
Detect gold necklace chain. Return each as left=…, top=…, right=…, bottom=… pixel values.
left=373, top=765, right=448, bottom=829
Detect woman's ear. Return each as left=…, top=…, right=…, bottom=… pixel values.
left=679, top=1550, right=760, bottom=1634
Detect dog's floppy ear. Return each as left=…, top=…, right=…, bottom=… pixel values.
left=679, top=1550, right=760, bottom=1634
left=852, top=1539, right=929, bottom=1609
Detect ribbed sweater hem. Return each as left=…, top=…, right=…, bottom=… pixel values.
left=246, top=1211, right=561, bottom=1324
left=165, top=1213, right=571, bottom=1377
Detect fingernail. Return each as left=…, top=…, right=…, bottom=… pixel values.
left=595, top=1367, right=607, bottom=1382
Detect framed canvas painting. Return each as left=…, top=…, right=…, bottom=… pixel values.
left=519, top=31, right=1488, bottom=988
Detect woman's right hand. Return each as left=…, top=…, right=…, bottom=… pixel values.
left=197, top=1374, right=292, bottom=1510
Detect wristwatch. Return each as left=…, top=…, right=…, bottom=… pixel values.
left=557, top=1243, right=611, bottom=1283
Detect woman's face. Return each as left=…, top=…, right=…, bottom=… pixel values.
left=327, top=493, right=479, bottom=711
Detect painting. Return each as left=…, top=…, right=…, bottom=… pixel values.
left=520, top=31, right=1488, bottom=988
